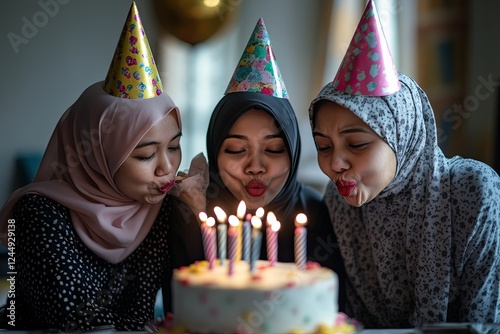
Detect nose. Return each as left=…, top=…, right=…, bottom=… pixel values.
left=155, top=154, right=173, bottom=176
left=330, top=150, right=350, bottom=173
left=244, top=151, right=265, bottom=175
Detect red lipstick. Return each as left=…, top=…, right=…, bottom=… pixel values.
left=160, top=180, right=175, bottom=194
left=336, top=180, right=356, bottom=197
left=246, top=180, right=266, bottom=197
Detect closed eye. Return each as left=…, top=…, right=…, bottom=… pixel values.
left=223, top=149, right=245, bottom=154
left=316, top=145, right=331, bottom=153
left=169, top=145, right=181, bottom=152
left=135, top=153, right=155, bottom=161
left=349, top=143, right=367, bottom=149
left=266, top=149, right=286, bottom=154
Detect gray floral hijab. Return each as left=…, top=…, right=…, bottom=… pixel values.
left=309, top=73, right=452, bottom=327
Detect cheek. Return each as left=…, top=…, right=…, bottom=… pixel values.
left=269, top=157, right=290, bottom=184
left=273, top=163, right=289, bottom=180
left=316, top=154, right=334, bottom=180
left=171, top=151, right=182, bottom=171
left=217, top=156, right=240, bottom=178
left=114, top=163, right=142, bottom=196
left=364, top=148, right=396, bottom=189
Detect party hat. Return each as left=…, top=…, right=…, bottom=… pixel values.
left=225, top=18, right=288, bottom=99
left=103, top=2, right=163, bottom=99
left=332, top=0, right=400, bottom=96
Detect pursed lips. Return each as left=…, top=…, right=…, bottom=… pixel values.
left=335, top=180, right=356, bottom=196
left=246, top=180, right=266, bottom=197
left=159, top=180, right=175, bottom=194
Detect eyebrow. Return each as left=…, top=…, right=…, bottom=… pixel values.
left=313, top=127, right=370, bottom=137
left=135, top=131, right=182, bottom=149
left=225, top=133, right=283, bottom=141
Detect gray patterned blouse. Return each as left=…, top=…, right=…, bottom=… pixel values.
left=309, top=72, right=500, bottom=328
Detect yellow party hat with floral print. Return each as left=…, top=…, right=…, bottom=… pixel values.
left=103, top=2, right=163, bottom=99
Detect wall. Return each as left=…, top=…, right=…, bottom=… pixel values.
left=466, top=0, right=500, bottom=167
left=157, top=0, right=331, bottom=190
left=0, top=0, right=330, bottom=206
left=0, top=0, right=157, bottom=206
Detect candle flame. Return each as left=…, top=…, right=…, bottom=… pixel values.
left=255, top=207, right=265, bottom=218
left=271, top=220, right=281, bottom=232
left=206, top=216, right=216, bottom=228
left=251, top=216, right=262, bottom=229
left=213, top=206, right=227, bottom=223
left=237, top=201, right=246, bottom=219
left=266, top=211, right=277, bottom=226
left=198, top=212, right=208, bottom=223
left=295, top=213, right=307, bottom=226
left=228, top=215, right=240, bottom=227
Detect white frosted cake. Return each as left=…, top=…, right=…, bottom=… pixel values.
left=171, top=260, right=338, bottom=334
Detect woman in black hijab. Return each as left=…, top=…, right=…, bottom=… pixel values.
left=206, top=92, right=346, bottom=308
left=203, top=17, right=346, bottom=311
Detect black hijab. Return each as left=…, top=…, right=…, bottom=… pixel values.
left=206, top=92, right=301, bottom=227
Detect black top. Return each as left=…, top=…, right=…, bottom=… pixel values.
left=0, top=193, right=203, bottom=331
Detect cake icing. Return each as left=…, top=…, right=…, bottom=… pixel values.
left=171, top=260, right=338, bottom=334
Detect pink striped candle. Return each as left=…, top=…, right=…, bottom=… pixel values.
left=206, top=217, right=217, bottom=269
left=227, top=215, right=239, bottom=276
left=198, top=212, right=210, bottom=262
left=294, top=213, right=307, bottom=270
left=266, top=212, right=280, bottom=266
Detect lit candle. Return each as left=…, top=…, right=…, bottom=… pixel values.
left=236, top=201, right=246, bottom=261
left=227, top=215, right=239, bottom=275
left=250, top=216, right=262, bottom=272
left=266, top=212, right=280, bottom=266
left=213, top=206, right=227, bottom=265
left=255, top=207, right=265, bottom=219
left=294, top=213, right=307, bottom=270
left=198, top=212, right=211, bottom=266
left=242, top=213, right=252, bottom=262
left=206, top=217, right=217, bottom=269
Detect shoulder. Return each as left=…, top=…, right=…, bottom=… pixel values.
left=297, top=183, right=332, bottom=227
left=448, top=157, right=500, bottom=221
left=299, top=183, right=323, bottom=202
left=14, top=193, right=68, bottom=219
left=12, top=193, right=77, bottom=251
left=297, top=183, right=330, bottom=214
left=449, top=157, right=500, bottom=198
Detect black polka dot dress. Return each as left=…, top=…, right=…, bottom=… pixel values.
left=0, top=193, right=171, bottom=331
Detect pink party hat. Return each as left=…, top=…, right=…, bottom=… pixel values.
left=103, top=2, right=163, bottom=99
left=225, top=18, right=288, bottom=99
left=332, top=0, right=400, bottom=96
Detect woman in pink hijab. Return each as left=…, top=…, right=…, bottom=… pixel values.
left=0, top=80, right=203, bottom=330
left=0, top=2, right=204, bottom=331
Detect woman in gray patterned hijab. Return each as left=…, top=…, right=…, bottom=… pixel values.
left=309, top=72, right=500, bottom=328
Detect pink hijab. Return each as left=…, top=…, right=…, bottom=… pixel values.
left=0, top=81, right=180, bottom=263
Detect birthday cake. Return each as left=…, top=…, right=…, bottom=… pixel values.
left=170, top=260, right=339, bottom=334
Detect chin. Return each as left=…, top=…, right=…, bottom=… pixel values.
left=143, top=195, right=165, bottom=205
left=241, top=195, right=268, bottom=211
left=343, top=195, right=366, bottom=207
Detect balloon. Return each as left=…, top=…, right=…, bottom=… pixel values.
left=154, top=0, right=239, bottom=45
